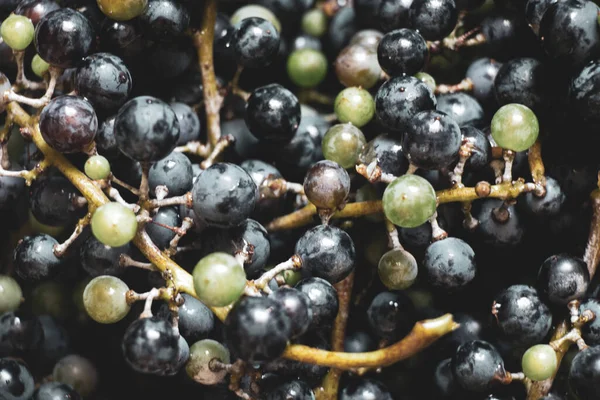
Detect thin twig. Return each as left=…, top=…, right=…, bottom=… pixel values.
left=111, top=175, right=140, bottom=195
left=583, top=183, right=600, bottom=279
left=435, top=78, right=474, bottom=95
left=4, top=66, right=61, bottom=108
left=174, top=140, right=211, bottom=157
left=53, top=214, right=91, bottom=257
left=12, top=50, right=46, bottom=91
left=200, top=134, right=235, bottom=169
left=119, top=254, right=157, bottom=271
left=252, top=255, right=302, bottom=291
left=528, top=140, right=546, bottom=197
left=106, top=187, right=140, bottom=212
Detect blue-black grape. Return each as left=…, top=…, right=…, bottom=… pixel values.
left=146, top=207, right=180, bottom=250
left=377, top=28, right=427, bottom=77
left=139, top=0, right=190, bottom=42
left=461, top=126, right=491, bottom=170
left=537, top=254, right=589, bottom=306
left=33, top=315, right=71, bottom=372
left=176, top=293, right=214, bottom=343
left=0, top=358, right=35, bottom=400
left=525, top=0, right=557, bottom=36
left=171, top=102, right=201, bottom=145
left=493, top=57, right=550, bottom=112
left=409, top=0, right=458, bottom=41
left=245, top=83, right=300, bottom=143
left=344, top=331, right=376, bottom=353
left=423, top=237, right=476, bottom=291
left=29, top=176, right=81, bottom=226
left=295, top=225, right=355, bottom=284
left=15, top=0, right=60, bottom=26
left=367, top=291, right=416, bottom=340
left=148, top=151, right=193, bottom=197
left=232, top=17, right=281, bottom=68
left=569, top=59, right=600, bottom=123
left=264, top=379, right=315, bottom=400
left=436, top=92, right=485, bottom=128
left=358, top=134, right=408, bottom=177
left=569, top=345, right=600, bottom=399
left=95, top=115, right=119, bottom=159
left=473, top=199, right=525, bottom=247
left=14, top=234, right=63, bottom=282
left=451, top=340, right=507, bottom=392
left=295, top=277, right=338, bottom=330
left=466, top=57, right=503, bottom=106
left=0, top=312, right=43, bottom=354
left=580, top=299, right=600, bottom=345
left=269, top=287, right=313, bottom=339
left=80, top=236, right=129, bottom=276
left=33, top=382, right=81, bottom=400
left=340, top=378, right=393, bottom=400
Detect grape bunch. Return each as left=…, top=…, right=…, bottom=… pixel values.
left=0, top=0, right=599, bottom=399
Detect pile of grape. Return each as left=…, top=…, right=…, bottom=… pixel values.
left=0, top=0, right=600, bottom=399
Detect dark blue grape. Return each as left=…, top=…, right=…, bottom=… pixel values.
left=295, top=277, right=338, bottom=330
left=269, top=287, right=313, bottom=339
left=569, top=345, right=600, bottom=399
left=80, top=236, right=128, bottom=276
left=480, top=12, right=537, bottom=60
left=423, top=237, right=476, bottom=291
left=121, top=316, right=179, bottom=375
left=192, top=163, right=258, bottom=228
left=493, top=57, right=550, bottom=112
left=377, top=28, right=427, bottom=77
left=537, top=254, right=589, bottom=306
left=39, top=95, right=98, bottom=154
left=225, top=296, right=292, bottom=364
left=358, top=134, right=408, bottom=177
left=580, top=299, right=600, bottom=346
left=340, top=379, right=393, bottom=400
left=569, top=59, right=600, bottom=123
left=0, top=169, right=26, bottom=211
left=367, top=291, right=416, bottom=340
left=375, top=75, right=436, bottom=133
left=245, top=83, right=300, bottom=143
left=75, top=53, right=132, bottom=113
left=402, top=110, right=461, bottom=170
left=409, top=0, right=457, bottom=41
left=146, top=207, right=180, bottom=250
left=139, top=0, right=190, bottom=42
left=436, top=93, right=484, bottom=128
left=232, top=17, right=280, bottom=68
left=99, top=19, right=146, bottom=62
left=34, top=316, right=71, bottom=372
left=30, top=176, right=80, bottom=226
left=459, top=126, right=490, bottom=171
left=14, top=0, right=60, bottom=26
left=148, top=151, right=193, bottom=197
left=159, top=335, right=189, bottom=377
left=0, top=358, right=35, bottom=400
left=177, top=293, right=214, bottom=343
left=291, top=34, right=322, bottom=52
left=295, top=225, right=355, bottom=284
left=34, top=8, right=95, bottom=68
left=473, top=199, right=525, bottom=247
left=466, top=57, right=503, bottom=106
left=525, top=0, right=557, bottom=35
left=327, top=6, right=356, bottom=53
left=344, top=331, right=376, bottom=353
left=14, top=234, right=63, bottom=282
left=0, top=312, right=43, bottom=354
left=492, top=285, right=552, bottom=347
left=264, top=379, right=314, bottom=400
left=524, top=177, right=565, bottom=217
left=33, top=382, right=81, bottom=400
left=147, top=40, right=194, bottom=80
left=240, top=159, right=282, bottom=188
left=433, top=358, right=460, bottom=397
left=451, top=340, right=506, bottom=392
left=114, top=96, right=180, bottom=162
left=96, top=115, right=118, bottom=159
left=171, top=102, right=200, bottom=145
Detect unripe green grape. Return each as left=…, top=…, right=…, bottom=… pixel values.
left=91, top=202, right=138, bottom=247
left=31, top=281, right=73, bottom=320
left=334, top=87, right=375, bottom=128
left=192, top=252, right=247, bottom=307
left=378, top=249, right=418, bottom=290
left=287, top=48, right=328, bottom=88
left=0, top=14, right=34, bottom=51
left=97, top=0, right=148, bottom=21
left=491, top=103, right=539, bottom=152
left=31, top=55, right=50, bottom=78
left=415, top=72, right=436, bottom=92
left=522, top=344, right=557, bottom=381
left=322, top=123, right=366, bottom=169
left=281, top=269, right=302, bottom=287
left=83, top=275, right=130, bottom=324
left=0, top=275, right=22, bottom=313
left=186, top=339, right=230, bottom=385
left=85, top=155, right=111, bottom=180
left=301, top=8, right=327, bottom=37
left=230, top=5, right=281, bottom=33
left=383, top=174, right=437, bottom=228
left=53, top=355, right=98, bottom=397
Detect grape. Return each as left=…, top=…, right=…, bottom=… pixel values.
left=33, top=382, right=81, bottom=400
left=423, top=237, right=476, bottom=291
left=333, top=87, right=375, bottom=128
left=80, top=236, right=128, bottom=277
left=33, top=315, right=71, bottom=371
left=191, top=162, right=258, bottom=228
left=382, top=174, right=437, bottom=228
left=525, top=0, right=557, bottom=36
left=13, top=234, right=63, bottom=282
left=225, top=296, right=292, bottom=364
left=287, top=48, right=328, bottom=88
left=175, top=294, right=214, bottom=343
left=466, top=57, right=503, bottom=106
left=148, top=151, right=193, bottom=197
left=34, top=8, right=95, bottom=68
left=569, top=59, right=600, bottom=123
left=334, top=44, right=382, bottom=89
left=522, top=344, right=557, bottom=381
left=52, top=355, right=97, bottom=397
left=415, top=72, right=436, bottom=91
left=30, top=176, right=80, bottom=227
left=580, top=299, right=600, bottom=345
left=303, top=160, right=350, bottom=211
left=301, top=8, right=327, bottom=37
left=75, top=53, right=132, bottom=113
left=96, top=115, right=118, bottom=158
left=473, top=199, right=525, bottom=247
left=171, top=102, right=200, bottom=145
left=0, top=358, right=35, bottom=400
left=491, top=105, right=539, bottom=153
left=0, top=311, right=43, bottom=353
left=358, top=134, right=408, bottom=177
left=83, top=275, right=130, bottom=324
left=340, top=379, right=393, bottom=400
left=230, top=4, right=282, bottom=33
left=409, top=0, right=458, bottom=41
left=493, top=57, right=549, bottom=112
left=537, top=254, right=589, bottom=306
left=451, top=340, right=506, bottom=392
left=269, top=287, right=313, bottom=339
left=367, top=291, right=416, bottom=340
left=14, top=0, right=61, bottom=26
left=192, top=252, right=247, bottom=307
left=39, top=95, right=98, bottom=154
left=146, top=207, right=180, bottom=250
left=139, top=0, right=189, bottom=42
left=97, top=0, right=148, bottom=21
left=378, top=249, right=418, bottom=290
left=322, top=123, right=366, bottom=169
left=436, top=93, right=485, bottom=128
left=377, top=28, right=428, bottom=77
left=161, top=335, right=189, bottom=377
left=232, top=17, right=280, bottom=68
left=31, top=281, right=72, bottom=321
left=569, top=345, right=600, bottom=399
left=114, top=96, right=180, bottom=162
left=186, top=339, right=230, bottom=385
left=344, top=331, right=376, bottom=353
left=265, top=379, right=315, bottom=400
left=295, top=277, right=338, bottom=330
left=245, top=83, right=300, bottom=143
left=1, top=14, right=34, bottom=51
left=84, top=155, right=111, bottom=180
left=349, top=29, right=383, bottom=50
left=292, top=34, right=322, bottom=52
left=90, top=202, right=138, bottom=247
left=0, top=275, right=22, bottom=313
left=461, top=126, right=492, bottom=170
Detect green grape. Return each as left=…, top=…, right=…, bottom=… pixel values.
left=301, top=8, right=327, bottom=37
left=97, top=0, right=148, bottom=21
left=281, top=269, right=302, bottom=287
left=522, top=344, right=557, bottom=381
left=334, top=87, right=375, bottom=128
left=84, top=155, right=111, bottom=180
left=415, top=72, right=436, bottom=92
left=31, top=54, right=50, bottom=78
left=383, top=174, right=437, bottom=228
left=186, top=339, right=230, bottom=385
left=91, top=202, right=138, bottom=247
left=31, top=281, right=73, bottom=320
left=0, top=14, right=34, bottom=51
left=230, top=5, right=281, bottom=33
left=491, top=103, right=539, bottom=152
left=83, top=275, right=130, bottom=324
left=378, top=249, right=418, bottom=290
left=53, top=355, right=98, bottom=397
left=192, top=252, right=247, bottom=307
left=0, top=275, right=22, bottom=313
left=322, top=123, right=366, bottom=169
left=287, top=48, right=328, bottom=88
left=72, top=277, right=91, bottom=314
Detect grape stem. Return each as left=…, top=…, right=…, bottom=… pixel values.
left=166, top=217, right=194, bottom=257
left=146, top=192, right=193, bottom=209
left=429, top=212, right=448, bottom=241
left=193, top=0, right=222, bottom=150
left=174, top=140, right=211, bottom=157
left=385, top=218, right=403, bottom=250
left=282, top=314, right=459, bottom=369
left=583, top=182, right=600, bottom=278
left=502, top=150, right=515, bottom=183
left=356, top=162, right=397, bottom=184
left=12, top=50, right=46, bottom=92
left=527, top=140, right=546, bottom=197
left=251, top=255, right=302, bottom=292
left=3, top=66, right=61, bottom=108
left=110, top=175, right=140, bottom=195
left=119, top=254, right=156, bottom=271
left=261, top=177, right=305, bottom=198
left=53, top=213, right=91, bottom=257
left=106, top=187, right=140, bottom=212
left=138, top=162, right=150, bottom=203
left=199, top=134, right=235, bottom=169
left=298, top=89, right=335, bottom=106
left=315, top=272, right=355, bottom=400
left=435, top=78, right=474, bottom=95
left=448, top=139, right=473, bottom=185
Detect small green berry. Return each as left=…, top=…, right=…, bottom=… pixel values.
left=334, top=87, right=375, bottom=128
left=85, top=155, right=111, bottom=180
left=322, top=123, right=366, bottom=169
left=192, top=252, right=247, bottom=307
left=383, top=174, right=437, bottom=228
left=31, top=54, right=50, bottom=78
left=0, top=14, right=34, bottom=51
left=301, top=8, right=327, bottom=37
left=491, top=103, right=539, bottom=152
left=415, top=72, right=436, bottom=92
left=97, top=0, right=148, bottom=21
left=522, top=344, right=558, bottom=381
left=91, top=202, right=138, bottom=247
left=287, top=48, right=328, bottom=88
left=83, top=275, right=130, bottom=324
left=0, top=275, right=22, bottom=313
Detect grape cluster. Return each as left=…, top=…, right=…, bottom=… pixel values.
left=0, top=0, right=599, bottom=399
